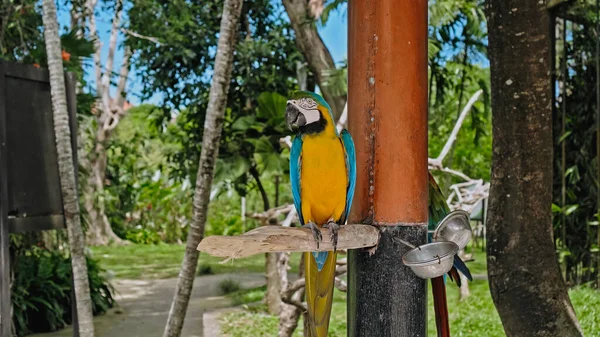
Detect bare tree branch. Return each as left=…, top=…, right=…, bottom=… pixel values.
left=429, top=166, right=473, bottom=181
left=121, top=28, right=161, bottom=45
left=115, top=47, right=132, bottom=108
left=281, top=208, right=297, bottom=228
left=103, top=0, right=122, bottom=90
left=334, top=277, right=347, bottom=292
left=86, top=0, right=102, bottom=89
left=336, top=101, right=348, bottom=133
left=280, top=135, right=292, bottom=149
left=430, top=89, right=484, bottom=167
left=281, top=295, right=307, bottom=312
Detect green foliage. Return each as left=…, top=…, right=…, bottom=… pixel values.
left=312, top=0, right=492, bottom=187
left=11, top=246, right=114, bottom=336
left=0, top=0, right=43, bottom=62
left=205, top=197, right=246, bottom=236
left=552, top=21, right=600, bottom=285
left=221, top=310, right=287, bottom=337
left=229, top=285, right=267, bottom=306
left=319, top=0, right=347, bottom=26
left=125, top=228, right=162, bottom=245
left=428, top=0, right=491, bottom=186
left=127, top=0, right=302, bottom=192
left=105, top=104, right=192, bottom=243
left=219, top=279, right=242, bottom=295
left=0, top=1, right=93, bottom=80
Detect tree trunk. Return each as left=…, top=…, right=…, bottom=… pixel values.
left=485, top=1, right=583, bottom=336
left=282, top=0, right=346, bottom=120
left=82, top=0, right=130, bottom=246
left=266, top=252, right=282, bottom=315
left=41, top=1, right=95, bottom=336
left=278, top=252, right=302, bottom=337
left=162, top=0, right=244, bottom=336
left=249, top=166, right=282, bottom=314
left=84, top=132, right=124, bottom=245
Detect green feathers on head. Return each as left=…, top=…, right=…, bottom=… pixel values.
left=428, top=173, right=451, bottom=230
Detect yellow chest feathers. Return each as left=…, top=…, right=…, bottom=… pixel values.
left=300, top=135, right=348, bottom=226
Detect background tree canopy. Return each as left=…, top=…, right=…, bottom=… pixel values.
left=2, top=0, right=599, bottom=336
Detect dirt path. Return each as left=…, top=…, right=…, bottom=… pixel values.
left=30, top=273, right=266, bottom=337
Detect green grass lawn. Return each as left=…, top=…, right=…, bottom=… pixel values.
left=89, top=243, right=298, bottom=279
left=220, top=248, right=600, bottom=337
left=89, top=243, right=599, bottom=336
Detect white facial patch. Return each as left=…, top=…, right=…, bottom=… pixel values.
left=295, top=97, right=321, bottom=125
left=300, top=107, right=321, bottom=124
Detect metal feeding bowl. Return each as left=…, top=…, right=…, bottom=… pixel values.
left=432, top=210, right=472, bottom=250
left=402, top=241, right=459, bottom=279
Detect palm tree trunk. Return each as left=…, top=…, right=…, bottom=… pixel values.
left=41, top=1, right=95, bottom=336
left=162, top=0, right=244, bottom=336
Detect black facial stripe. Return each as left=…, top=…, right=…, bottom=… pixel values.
left=299, top=111, right=327, bottom=134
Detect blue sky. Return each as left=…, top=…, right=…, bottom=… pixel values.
left=57, top=3, right=349, bottom=106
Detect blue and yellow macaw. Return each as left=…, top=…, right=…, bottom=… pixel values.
left=287, top=91, right=356, bottom=337
left=428, top=172, right=473, bottom=337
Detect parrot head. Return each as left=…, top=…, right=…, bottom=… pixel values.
left=286, top=91, right=335, bottom=134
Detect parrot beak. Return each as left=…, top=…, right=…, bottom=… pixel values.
left=286, top=101, right=306, bottom=131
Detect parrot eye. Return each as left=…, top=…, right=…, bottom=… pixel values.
left=297, top=98, right=317, bottom=110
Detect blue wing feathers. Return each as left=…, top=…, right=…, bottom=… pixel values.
left=340, top=129, right=356, bottom=225
left=290, top=134, right=304, bottom=226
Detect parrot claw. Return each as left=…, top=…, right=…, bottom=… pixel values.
left=303, top=221, right=322, bottom=248
left=323, top=221, right=340, bottom=252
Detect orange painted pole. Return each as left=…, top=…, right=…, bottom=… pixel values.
left=347, top=0, right=429, bottom=336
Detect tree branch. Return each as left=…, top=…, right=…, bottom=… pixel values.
left=121, top=28, right=162, bottom=45
left=429, top=165, right=473, bottom=181
left=336, top=101, right=348, bottom=133
left=430, top=89, right=483, bottom=167
left=103, top=0, right=122, bottom=91
left=115, top=46, right=132, bottom=108
left=334, top=277, right=347, bottom=292
left=86, top=0, right=102, bottom=90
left=281, top=295, right=307, bottom=312
left=281, top=208, right=297, bottom=228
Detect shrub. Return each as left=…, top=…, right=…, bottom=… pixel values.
left=219, top=278, right=241, bottom=295
left=11, top=246, right=115, bottom=336
left=125, top=228, right=162, bottom=245
left=198, top=264, right=214, bottom=276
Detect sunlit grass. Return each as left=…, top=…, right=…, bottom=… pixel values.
left=90, top=244, right=300, bottom=279
left=220, top=246, right=600, bottom=337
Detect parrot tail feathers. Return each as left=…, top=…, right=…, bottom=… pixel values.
left=305, top=251, right=337, bottom=337
left=432, top=276, right=451, bottom=337
left=448, top=267, right=461, bottom=287
left=452, top=255, right=473, bottom=282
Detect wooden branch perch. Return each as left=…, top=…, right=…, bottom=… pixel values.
left=197, top=225, right=379, bottom=259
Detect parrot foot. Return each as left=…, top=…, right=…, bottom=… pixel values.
left=323, top=220, right=340, bottom=252
left=303, top=221, right=322, bottom=248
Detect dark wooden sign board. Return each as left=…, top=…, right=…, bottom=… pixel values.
left=0, top=60, right=79, bottom=337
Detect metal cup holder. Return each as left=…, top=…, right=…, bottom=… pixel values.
left=400, top=210, right=472, bottom=279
